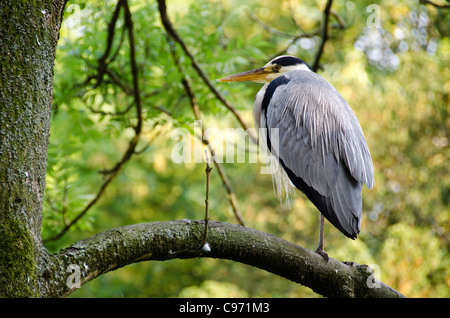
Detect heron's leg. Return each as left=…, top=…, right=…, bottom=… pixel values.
left=315, top=214, right=329, bottom=261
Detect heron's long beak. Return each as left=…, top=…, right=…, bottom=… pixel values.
left=217, top=67, right=270, bottom=83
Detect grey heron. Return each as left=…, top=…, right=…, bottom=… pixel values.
left=218, top=55, right=374, bottom=261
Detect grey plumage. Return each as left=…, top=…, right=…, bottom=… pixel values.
left=218, top=55, right=374, bottom=254
left=258, top=70, right=374, bottom=239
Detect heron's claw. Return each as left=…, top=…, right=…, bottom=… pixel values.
left=314, top=248, right=329, bottom=262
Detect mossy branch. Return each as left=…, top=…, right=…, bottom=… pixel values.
left=46, top=220, right=405, bottom=298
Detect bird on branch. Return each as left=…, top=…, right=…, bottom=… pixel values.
left=218, top=55, right=374, bottom=261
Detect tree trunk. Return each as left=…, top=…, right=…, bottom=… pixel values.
left=0, top=0, right=66, bottom=297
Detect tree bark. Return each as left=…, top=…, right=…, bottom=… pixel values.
left=0, top=0, right=66, bottom=297
left=46, top=220, right=405, bottom=298
left=0, top=0, right=405, bottom=298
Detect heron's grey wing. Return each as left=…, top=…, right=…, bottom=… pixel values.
left=261, top=71, right=374, bottom=238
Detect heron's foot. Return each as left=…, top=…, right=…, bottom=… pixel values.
left=314, top=248, right=329, bottom=262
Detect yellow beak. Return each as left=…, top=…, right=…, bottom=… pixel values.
left=217, top=67, right=271, bottom=83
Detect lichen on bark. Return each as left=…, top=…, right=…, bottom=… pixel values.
left=0, top=0, right=66, bottom=298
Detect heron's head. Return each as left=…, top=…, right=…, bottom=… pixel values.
left=218, top=55, right=312, bottom=84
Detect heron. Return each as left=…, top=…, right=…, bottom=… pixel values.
left=218, top=55, right=374, bottom=261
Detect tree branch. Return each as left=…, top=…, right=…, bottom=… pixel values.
left=157, top=0, right=257, bottom=143
left=93, top=0, right=123, bottom=88
left=44, top=220, right=406, bottom=298
left=44, top=0, right=144, bottom=242
left=419, top=0, right=450, bottom=9
left=312, top=0, right=334, bottom=72
left=199, top=153, right=212, bottom=250
left=166, top=37, right=246, bottom=226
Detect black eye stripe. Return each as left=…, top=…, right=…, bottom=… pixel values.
left=272, top=56, right=303, bottom=66
left=270, top=56, right=313, bottom=72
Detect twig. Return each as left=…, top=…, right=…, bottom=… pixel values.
left=248, top=8, right=320, bottom=61
left=269, top=33, right=312, bottom=61
left=86, top=65, right=169, bottom=116
left=107, top=25, right=126, bottom=65
left=94, top=0, right=124, bottom=88
left=167, top=151, right=213, bottom=257
left=167, top=38, right=246, bottom=226
left=61, top=177, right=69, bottom=226
left=199, top=149, right=212, bottom=251
left=85, top=100, right=134, bottom=117
left=419, top=0, right=450, bottom=8
left=44, top=170, right=116, bottom=242
left=312, top=0, right=334, bottom=72
left=250, top=3, right=345, bottom=62
left=330, top=9, right=347, bottom=29
left=246, top=9, right=296, bottom=38
left=156, top=0, right=257, bottom=144
left=122, top=0, right=143, bottom=135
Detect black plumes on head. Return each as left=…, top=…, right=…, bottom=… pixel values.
left=271, top=56, right=312, bottom=70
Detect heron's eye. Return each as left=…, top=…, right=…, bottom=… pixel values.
left=273, top=65, right=281, bottom=72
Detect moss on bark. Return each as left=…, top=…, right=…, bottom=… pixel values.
left=0, top=0, right=66, bottom=297
left=0, top=221, right=38, bottom=297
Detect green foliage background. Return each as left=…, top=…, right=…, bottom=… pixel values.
left=43, top=0, right=449, bottom=297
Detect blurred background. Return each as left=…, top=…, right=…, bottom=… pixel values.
left=44, top=0, right=449, bottom=297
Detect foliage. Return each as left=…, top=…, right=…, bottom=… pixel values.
left=43, top=0, right=449, bottom=297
